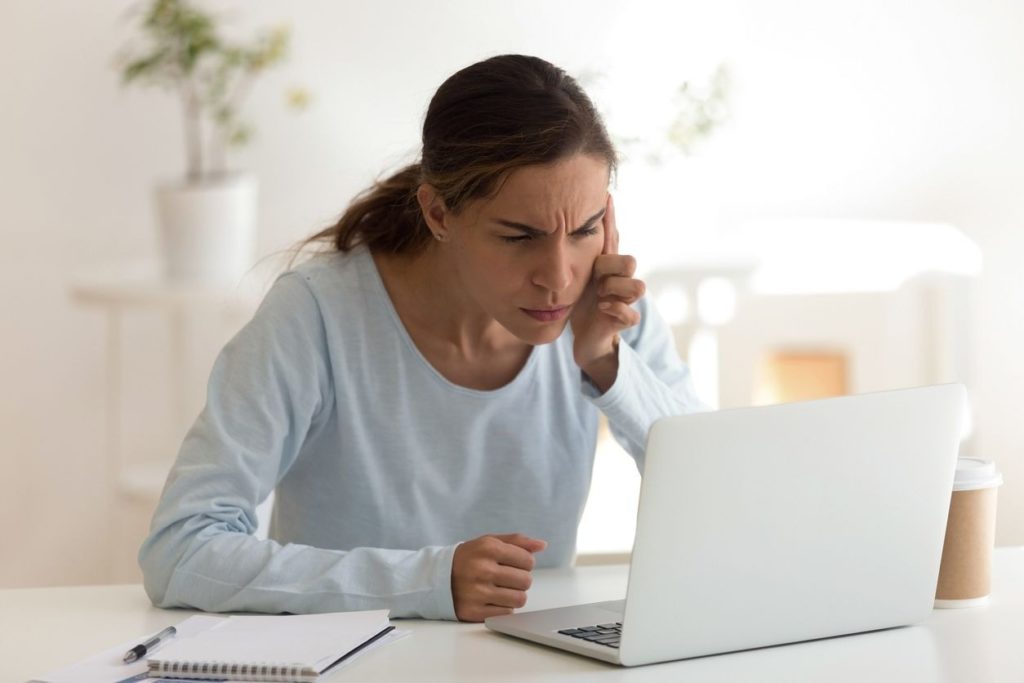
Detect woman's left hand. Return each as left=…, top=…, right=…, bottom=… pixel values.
left=570, top=194, right=645, bottom=392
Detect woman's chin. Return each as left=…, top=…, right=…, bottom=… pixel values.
left=506, top=318, right=571, bottom=346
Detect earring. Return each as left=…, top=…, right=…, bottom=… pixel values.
left=433, top=233, right=447, bottom=242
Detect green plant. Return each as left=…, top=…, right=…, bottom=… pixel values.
left=665, top=64, right=730, bottom=157
left=579, top=64, right=731, bottom=166
left=117, top=0, right=307, bottom=181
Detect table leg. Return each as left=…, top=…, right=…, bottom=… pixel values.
left=104, top=307, right=123, bottom=577
left=169, top=308, right=187, bottom=438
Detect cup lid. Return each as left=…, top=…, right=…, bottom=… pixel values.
left=953, top=458, right=1003, bottom=491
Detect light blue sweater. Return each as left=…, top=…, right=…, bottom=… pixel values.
left=139, top=245, right=704, bottom=619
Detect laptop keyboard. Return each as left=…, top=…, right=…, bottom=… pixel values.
left=558, top=622, right=622, bottom=648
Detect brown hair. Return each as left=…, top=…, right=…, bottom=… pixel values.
left=299, top=54, right=617, bottom=256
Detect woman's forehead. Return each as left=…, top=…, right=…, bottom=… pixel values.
left=485, top=155, right=609, bottom=216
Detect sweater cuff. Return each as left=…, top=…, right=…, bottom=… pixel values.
left=423, top=543, right=460, bottom=620
left=581, top=340, right=648, bottom=438
left=581, top=338, right=632, bottom=408
left=581, top=337, right=625, bottom=399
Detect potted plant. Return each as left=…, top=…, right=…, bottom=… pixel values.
left=117, top=0, right=307, bottom=285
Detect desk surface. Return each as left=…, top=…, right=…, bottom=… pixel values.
left=5, top=548, right=1023, bottom=682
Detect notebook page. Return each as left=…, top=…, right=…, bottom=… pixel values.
left=30, top=615, right=225, bottom=683
left=150, top=610, right=390, bottom=671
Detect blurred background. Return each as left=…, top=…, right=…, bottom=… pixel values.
left=2, top=0, right=1021, bottom=587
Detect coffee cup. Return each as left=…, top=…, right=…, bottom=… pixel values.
left=934, top=458, right=1003, bottom=608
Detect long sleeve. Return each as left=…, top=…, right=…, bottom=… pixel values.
left=583, top=296, right=709, bottom=469
left=138, top=272, right=458, bottom=620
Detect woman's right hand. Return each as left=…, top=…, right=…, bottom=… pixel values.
left=451, top=533, right=548, bottom=622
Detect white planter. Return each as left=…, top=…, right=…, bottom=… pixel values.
left=155, top=173, right=258, bottom=286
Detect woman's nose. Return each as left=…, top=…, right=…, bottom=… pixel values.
left=531, top=241, right=572, bottom=292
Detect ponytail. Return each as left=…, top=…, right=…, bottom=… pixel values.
left=300, top=163, right=427, bottom=256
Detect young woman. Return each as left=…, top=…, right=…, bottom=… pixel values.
left=139, top=54, right=704, bottom=622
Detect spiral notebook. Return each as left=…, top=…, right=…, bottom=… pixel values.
left=146, top=610, right=393, bottom=682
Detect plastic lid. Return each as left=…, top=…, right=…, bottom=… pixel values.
left=953, top=458, right=1003, bottom=491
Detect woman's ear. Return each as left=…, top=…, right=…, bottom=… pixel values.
left=416, top=184, right=450, bottom=241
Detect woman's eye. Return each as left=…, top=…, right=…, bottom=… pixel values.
left=500, top=226, right=597, bottom=244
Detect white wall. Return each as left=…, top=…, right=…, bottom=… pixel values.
left=1, top=0, right=1022, bottom=587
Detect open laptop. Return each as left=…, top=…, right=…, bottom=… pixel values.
left=486, top=384, right=966, bottom=666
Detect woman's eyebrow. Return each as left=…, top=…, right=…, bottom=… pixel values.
left=494, top=207, right=607, bottom=234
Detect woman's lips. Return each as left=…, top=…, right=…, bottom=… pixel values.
left=521, top=306, right=570, bottom=322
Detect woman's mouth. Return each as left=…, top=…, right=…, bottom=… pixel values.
left=521, top=306, right=570, bottom=322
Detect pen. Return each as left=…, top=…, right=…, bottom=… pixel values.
left=122, top=626, right=177, bottom=663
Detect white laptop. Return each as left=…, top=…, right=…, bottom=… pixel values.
left=486, top=384, right=966, bottom=667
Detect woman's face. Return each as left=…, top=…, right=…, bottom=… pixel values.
left=441, top=153, right=610, bottom=345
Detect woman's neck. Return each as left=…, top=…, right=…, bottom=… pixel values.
left=372, top=245, right=523, bottom=360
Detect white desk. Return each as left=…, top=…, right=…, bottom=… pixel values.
left=5, top=548, right=1023, bottom=682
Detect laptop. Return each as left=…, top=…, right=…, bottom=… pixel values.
left=486, top=384, right=966, bottom=666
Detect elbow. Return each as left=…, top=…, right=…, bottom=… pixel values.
left=138, top=530, right=174, bottom=607
left=138, top=518, right=254, bottom=612
left=139, top=520, right=207, bottom=608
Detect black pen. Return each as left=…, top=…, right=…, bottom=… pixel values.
left=122, top=626, right=177, bottom=663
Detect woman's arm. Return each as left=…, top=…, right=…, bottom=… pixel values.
left=581, top=295, right=709, bottom=470
left=571, top=194, right=707, bottom=466
left=138, top=272, right=458, bottom=619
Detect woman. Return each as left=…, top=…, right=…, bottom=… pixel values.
left=139, top=54, right=704, bottom=622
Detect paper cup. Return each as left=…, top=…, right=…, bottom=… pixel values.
left=934, top=458, right=1002, bottom=608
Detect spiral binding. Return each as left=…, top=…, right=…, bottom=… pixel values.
left=148, top=659, right=320, bottom=682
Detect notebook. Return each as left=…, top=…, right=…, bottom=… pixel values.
left=146, top=610, right=393, bottom=682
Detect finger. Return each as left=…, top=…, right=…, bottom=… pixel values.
left=602, top=193, right=618, bottom=256
left=493, top=533, right=548, bottom=554
left=600, top=276, right=645, bottom=302
left=598, top=300, right=642, bottom=328
left=486, top=587, right=529, bottom=609
left=493, top=542, right=537, bottom=571
left=493, top=565, right=533, bottom=591
left=593, top=254, right=636, bottom=279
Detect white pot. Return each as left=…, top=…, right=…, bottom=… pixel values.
left=154, top=173, right=258, bottom=286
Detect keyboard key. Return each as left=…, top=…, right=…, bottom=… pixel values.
left=567, top=621, right=625, bottom=649
left=592, top=635, right=620, bottom=644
